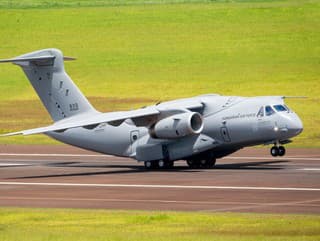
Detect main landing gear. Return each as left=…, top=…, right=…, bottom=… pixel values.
left=144, top=160, right=174, bottom=170
left=186, top=158, right=216, bottom=169
left=270, top=145, right=286, bottom=157
left=144, top=158, right=216, bottom=170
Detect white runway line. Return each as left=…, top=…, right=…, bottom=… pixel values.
left=0, top=163, right=28, bottom=166
left=299, top=168, right=320, bottom=171
left=0, top=182, right=319, bottom=191
left=1, top=153, right=320, bottom=161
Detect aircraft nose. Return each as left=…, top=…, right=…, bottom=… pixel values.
left=287, top=114, right=303, bottom=136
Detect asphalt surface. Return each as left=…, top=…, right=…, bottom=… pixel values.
left=0, top=145, right=319, bottom=214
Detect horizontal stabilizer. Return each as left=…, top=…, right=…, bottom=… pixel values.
left=281, top=96, right=307, bottom=99
left=0, top=55, right=75, bottom=64
left=0, top=55, right=55, bottom=63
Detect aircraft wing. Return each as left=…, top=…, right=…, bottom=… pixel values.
left=1, top=98, right=205, bottom=137
left=1, top=106, right=160, bottom=136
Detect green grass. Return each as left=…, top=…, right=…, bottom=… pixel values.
left=0, top=0, right=319, bottom=146
left=0, top=0, right=292, bottom=9
left=0, top=208, right=319, bottom=241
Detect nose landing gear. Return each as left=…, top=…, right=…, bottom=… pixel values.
left=270, top=145, right=286, bottom=157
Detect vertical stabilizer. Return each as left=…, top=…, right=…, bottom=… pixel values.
left=0, top=48, right=98, bottom=121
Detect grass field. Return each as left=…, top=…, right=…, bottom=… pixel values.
left=0, top=208, right=319, bottom=241
left=0, top=0, right=319, bottom=146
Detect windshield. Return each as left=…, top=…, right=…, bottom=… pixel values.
left=273, top=105, right=288, bottom=112
left=265, top=106, right=275, bottom=116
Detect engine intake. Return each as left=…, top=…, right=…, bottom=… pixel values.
left=149, top=112, right=203, bottom=139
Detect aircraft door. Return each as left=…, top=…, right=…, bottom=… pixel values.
left=130, top=130, right=140, bottom=154
left=220, top=126, right=231, bottom=142
left=256, top=106, right=273, bottom=139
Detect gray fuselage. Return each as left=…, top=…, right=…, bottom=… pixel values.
left=48, top=94, right=303, bottom=162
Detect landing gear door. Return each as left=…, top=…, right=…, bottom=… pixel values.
left=220, top=127, right=231, bottom=142
left=130, top=130, right=140, bottom=154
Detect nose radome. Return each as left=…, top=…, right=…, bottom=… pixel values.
left=288, top=114, right=303, bottom=135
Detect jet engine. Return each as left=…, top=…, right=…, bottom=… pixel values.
left=149, top=112, right=203, bottom=139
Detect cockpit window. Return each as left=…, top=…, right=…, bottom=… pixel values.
left=265, top=106, right=275, bottom=116
left=273, top=105, right=287, bottom=112
left=257, top=106, right=264, bottom=117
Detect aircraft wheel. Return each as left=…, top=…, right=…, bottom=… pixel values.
left=166, top=161, right=174, bottom=169
left=186, top=160, right=199, bottom=168
left=198, top=158, right=216, bottom=169
left=144, top=161, right=158, bottom=170
left=158, top=160, right=166, bottom=168
left=270, top=146, right=279, bottom=157
left=144, top=161, right=152, bottom=169
left=199, top=159, right=207, bottom=168
left=278, top=146, right=286, bottom=156
left=158, top=160, right=174, bottom=169
left=206, top=158, right=216, bottom=168
left=186, top=159, right=194, bottom=168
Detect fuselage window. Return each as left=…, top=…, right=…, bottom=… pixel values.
left=257, top=106, right=264, bottom=117
left=273, top=105, right=287, bottom=112
left=265, top=106, right=275, bottom=116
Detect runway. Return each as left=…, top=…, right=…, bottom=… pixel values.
left=0, top=145, right=319, bottom=214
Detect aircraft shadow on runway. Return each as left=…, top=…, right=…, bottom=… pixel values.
left=215, top=160, right=289, bottom=170
left=8, top=160, right=289, bottom=179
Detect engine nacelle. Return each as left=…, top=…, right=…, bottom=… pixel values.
left=149, top=112, right=203, bottom=139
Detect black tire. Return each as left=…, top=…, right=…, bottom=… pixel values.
left=144, top=161, right=152, bottom=169
left=206, top=158, right=216, bottom=168
left=144, top=161, right=158, bottom=170
left=186, top=159, right=200, bottom=168
left=158, top=160, right=166, bottom=168
left=199, top=159, right=207, bottom=168
left=166, top=161, right=174, bottom=169
left=187, top=159, right=215, bottom=169
left=270, top=146, right=279, bottom=157
left=198, top=159, right=216, bottom=169
left=158, top=160, right=174, bottom=169
left=278, top=146, right=286, bottom=156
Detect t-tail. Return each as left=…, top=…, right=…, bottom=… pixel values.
left=0, top=48, right=98, bottom=122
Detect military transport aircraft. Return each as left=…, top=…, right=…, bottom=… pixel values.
left=0, top=49, right=303, bottom=169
